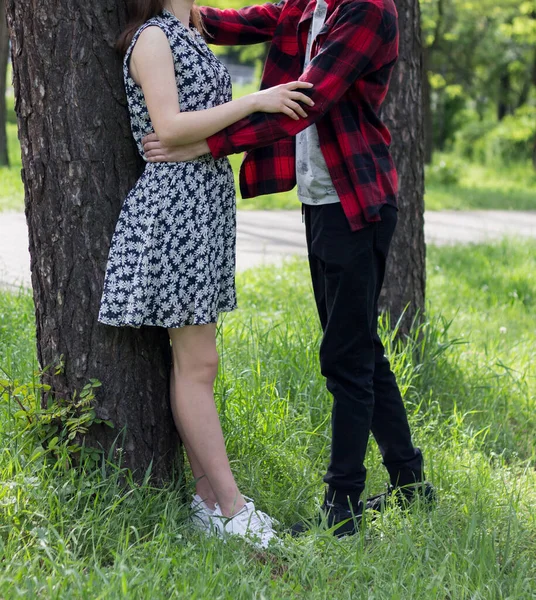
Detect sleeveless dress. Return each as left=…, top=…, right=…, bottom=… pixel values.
left=98, top=10, right=237, bottom=328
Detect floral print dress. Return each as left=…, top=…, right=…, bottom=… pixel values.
left=98, top=9, right=237, bottom=328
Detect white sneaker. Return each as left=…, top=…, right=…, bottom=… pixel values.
left=243, top=496, right=279, bottom=529
left=211, top=501, right=279, bottom=549
left=189, top=494, right=215, bottom=534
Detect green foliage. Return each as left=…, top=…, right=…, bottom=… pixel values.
left=454, top=106, right=536, bottom=165
left=421, top=0, right=536, bottom=154
left=453, top=120, right=498, bottom=160
left=477, top=105, right=536, bottom=165
left=425, top=155, right=462, bottom=186
left=1, top=370, right=114, bottom=471
left=0, top=289, right=114, bottom=471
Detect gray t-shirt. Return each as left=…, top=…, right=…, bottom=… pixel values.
left=296, top=0, right=340, bottom=206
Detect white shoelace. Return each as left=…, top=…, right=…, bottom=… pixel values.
left=242, top=496, right=279, bottom=528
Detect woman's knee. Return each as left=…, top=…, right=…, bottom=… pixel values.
left=169, top=325, right=219, bottom=383
left=174, top=346, right=219, bottom=384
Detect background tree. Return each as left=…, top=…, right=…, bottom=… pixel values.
left=5, top=0, right=177, bottom=482
left=420, top=0, right=536, bottom=165
left=0, top=0, right=9, bottom=166
left=380, top=0, right=426, bottom=329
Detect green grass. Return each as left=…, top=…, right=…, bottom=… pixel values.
left=425, top=157, right=536, bottom=212
left=0, top=286, right=36, bottom=381
left=0, top=124, right=24, bottom=213
left=0, top=92, right=24, bottom=213
left=1, top=240, right=535, bottom=598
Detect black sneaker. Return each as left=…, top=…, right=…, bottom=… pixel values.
left=290, top=492, right=364, bottom=538
left=366, top=482, right=436, bottom=513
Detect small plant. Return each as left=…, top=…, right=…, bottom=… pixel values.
left=0, top=363, right=114, bottom=470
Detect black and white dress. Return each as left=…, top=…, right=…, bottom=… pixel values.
left=98, top=10, right=237, bottom=328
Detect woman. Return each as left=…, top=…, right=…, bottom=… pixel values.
left=98, top=0, right=313, bottom=548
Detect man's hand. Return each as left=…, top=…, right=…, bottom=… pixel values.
left=142, top=134, right=210, bottom=162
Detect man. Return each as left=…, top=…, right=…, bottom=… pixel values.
left=143, top=0, right=433, bottom=536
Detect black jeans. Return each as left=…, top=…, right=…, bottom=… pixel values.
left=304, top=202, right=424, bottom=499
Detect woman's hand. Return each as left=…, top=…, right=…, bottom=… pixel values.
left=143, top=135, right=209, bottom=162
left=251, top=81, right=314, bottom=120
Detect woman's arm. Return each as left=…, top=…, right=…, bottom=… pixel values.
left=130, top=26, right=313, bottom=148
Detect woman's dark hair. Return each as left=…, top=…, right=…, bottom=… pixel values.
left=117, top=0, right=204, bottom=54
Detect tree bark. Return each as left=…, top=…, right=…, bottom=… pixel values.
left=380, top=0, right=426, bottom=332
left=0, top=0, right=9, bottom=166
left=498, top=71, right=512, bottom=121
left=6, top=1, right=177, bottom=483
left=422, top=47, right=433, bottom=165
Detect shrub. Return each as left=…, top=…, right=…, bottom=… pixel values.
left=425, top=155, right=462, bottom=186
left=478, top=105, right=536, bottom=166
left=454, top=120, right=497, bottom=160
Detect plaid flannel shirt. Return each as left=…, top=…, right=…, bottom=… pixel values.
left=201, top=0, right=399, bottom=231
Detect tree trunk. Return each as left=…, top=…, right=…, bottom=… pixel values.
left=422, top=47, right=433, bottom=165
left=0, top=0, right=9, bottom=166
left=6, top=1, right=178, bottom=483
left=380, top=0, right=426, bottom=332
left=497, top=71, right=511, bottom=121
left=422, top=0, right=444, bottom=166
left=516, top=73, right=532, bottom=110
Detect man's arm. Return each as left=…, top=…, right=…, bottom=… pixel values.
left=207, top=2, right=394, bottom=157
left=143, top=3, right=395, bottom=162
left=201, top=2, right=284, bottom=46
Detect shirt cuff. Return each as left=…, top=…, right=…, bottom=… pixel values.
left=207, top=131, right=235, bottom=159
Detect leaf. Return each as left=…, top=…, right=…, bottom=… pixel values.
left=30, top=448, right=43, bottom=461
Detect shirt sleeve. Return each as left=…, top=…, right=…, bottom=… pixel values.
left=207, top=3, right=393, bottom=157
left=200, top=2, right=285, bottom=46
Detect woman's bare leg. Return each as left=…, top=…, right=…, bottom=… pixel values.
left=168, top=324, right=245, bottom=517
left=170, top=366, right=217, bottom=509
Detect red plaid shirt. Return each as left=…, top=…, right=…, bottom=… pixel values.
left=201, top=0, right=399, bottom=231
